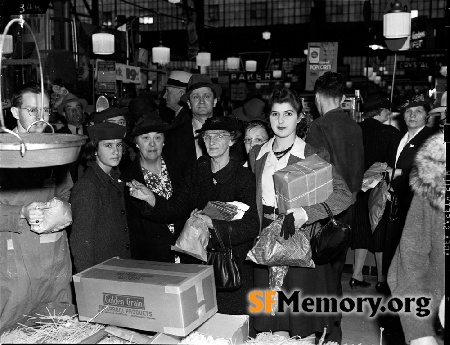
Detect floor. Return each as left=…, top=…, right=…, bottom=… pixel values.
left=341, top=272, right=406, bottom=345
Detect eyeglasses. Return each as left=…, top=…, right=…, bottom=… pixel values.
left=19, top=107, right=51, bottom=118
left=202, top=133, right=230, bottom=142
left=243, top=138, right=268, bottom=145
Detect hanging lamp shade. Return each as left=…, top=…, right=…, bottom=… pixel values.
left=227, top=57, right=240, bottom=70
left=273, top=70, right=282, bottom=79
left=196, top=52, right=211, bottom=67
left=92, top=32, right=115, bottom=55
left=262, top=31, right=271, bottom=40
left=0, top=34, right=13, bottom=54
left=383, top=1, right=411, bottom=39
left=246, top=60, right=257, bottom=72
left=152, top=45, right=170, bottom=64
left=385, top=35, right=410, bottom=51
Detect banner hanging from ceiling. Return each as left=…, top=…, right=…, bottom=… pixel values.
left=305, top=42, right=338, bottom=91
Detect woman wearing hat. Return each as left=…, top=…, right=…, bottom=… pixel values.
left=121, top=113, right=184, bottom=263
left=377, top=94, right=435, bottom=294
left=126, top=116, right=259, bottom=329
left=69, top=122, right=131, bottom=273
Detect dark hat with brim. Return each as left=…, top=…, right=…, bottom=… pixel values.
left=128, top=96, right=158, bottom=119
left=195, top=116, right=239, bottom=134
left=362, top=94, right=392, bottom=112
left=93, top=107, right=129, bottom=124
left=57, top=93, right=88, bottom=115
left=130, top=111, right=171, bottom=136
left=180, top=74, right=222, bottom=104
left=233, top=98, right=266, bottom=122
left=87, top=122, right=127, bottom=141
left=401, top=94, right=432, bottom=111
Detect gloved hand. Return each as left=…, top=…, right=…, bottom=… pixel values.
left=280, top=213, right=296, bottom=240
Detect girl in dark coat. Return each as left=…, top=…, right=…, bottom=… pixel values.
left=69, top=122, right=131, bottom=273
left=121, top=114, right=184, bottom=262
left=126, top=116, right=260, bottom=325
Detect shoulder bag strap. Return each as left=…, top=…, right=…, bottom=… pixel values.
left=212, top=227, right=226, bottom=250
left=320, top=202, right=338, bottom=226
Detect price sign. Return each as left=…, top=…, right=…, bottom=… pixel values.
left=3, top=1, right=51, bottom=14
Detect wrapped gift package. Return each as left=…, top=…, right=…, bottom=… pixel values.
left=274, top=154, right=333, bottom=213
left=150, top=313, right=249, bottom=344
left=73, top=258, right=217, bottom=336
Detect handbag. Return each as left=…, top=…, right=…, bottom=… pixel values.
left=310, top=202, right=351, bottom=265
left=382, top=168, right=400, bottom=223
left=206, top=226, right=242, bottom=292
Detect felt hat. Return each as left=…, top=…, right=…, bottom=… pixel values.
left=195, top=116, right=239, bottom=134
left=130, top=111, right=171, bottom=136
left=232, top=98, right=266, bottom=122
left=93, top=107, right=129, bottom=124
left=164, top=71, right=193, bottom=89
left=87, top=122, right=127, bottom=141
left=401, top=94, right=432, bottom=111
left=429, top=91, right=447, bottom=116
left=128, top=96, right=158, bottom=119
left=57, top=93, right=88, bottom=115
left=362, top=93, right=392, bottom=112
left=180, top=74, right=222, bottom=103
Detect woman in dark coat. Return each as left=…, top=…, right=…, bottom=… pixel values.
left=248, top=88, right=352, bottom=344
left=126, top=116, right=260, bottom=325
left=121, top=114, right=184, bottom=262
left=69, top=122, right=131, bottom=273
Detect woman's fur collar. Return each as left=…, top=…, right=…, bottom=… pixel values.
left=409, top=132, right=445, bottom=211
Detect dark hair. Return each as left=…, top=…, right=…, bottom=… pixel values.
left=314, top=72, right=345, bottom=100
left=268, top=88, right=303, bottom=114
left=245, top=120, right=272, bottom=138
left=11, top=83, right=49, bottom=108
left=82, top=140, right=100, bottom=161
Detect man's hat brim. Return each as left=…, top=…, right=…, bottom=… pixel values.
left=57, top=96, right=88, bottom=115
left=180, top=82, right=222, bottom=103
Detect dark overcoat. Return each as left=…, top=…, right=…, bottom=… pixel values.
left=69, top=161, right=130, bottom=273
left=139, top=155, right=260, bottom=317
left=248, top=139, right=352, bottom=337
left=120, top=155, right=185, bottom=262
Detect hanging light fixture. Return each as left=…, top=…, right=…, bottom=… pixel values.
left=92, top=28, right=115, bottom=55
left=0, top=35, right=13, bottom=54
left=196, top=52, right=211, bottom=67
left=152, top=14, right=170, bottom=65
left=246, top=60, right=257, bottom=72
left=168, top=0, right=181, bottom=3
left=262, top=31, right=271, bottom=40
left=273, top=70, right=282, bottom=79
left=227, top=57, right=240, bottom=70
left=383, top=1, right=411, bottom=39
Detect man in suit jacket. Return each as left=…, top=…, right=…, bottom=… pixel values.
left=159, top=70, right=192, bottom=125
left=57, top=93, right=88, bottom=135
left=305, top=72, right=365, bottom=296
left=163, top=74, right=222, bottom=178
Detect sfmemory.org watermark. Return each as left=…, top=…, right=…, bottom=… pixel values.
left=248, top=290, right=431, bottom=318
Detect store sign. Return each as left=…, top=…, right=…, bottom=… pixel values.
left=116, top=63, right=141, bottom=84
left=96, top=60, right=116, bottom=93
left=230, top=83, right=247, bottom=101
left=7, top=1, right=50, bottom=14
left=305, top=42, right=338, bottom=91
left=396, top=61, right=430, bottom=70
left=229, top=71, right=283, bottom=83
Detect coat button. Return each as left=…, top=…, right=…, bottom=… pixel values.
left=126, top=244, right=130, bottom=249
left=121, top=210, right=125, bottom=215
left=124, top=227, right=128, bottom=232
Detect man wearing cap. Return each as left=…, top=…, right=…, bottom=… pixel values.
left=70, top=122, right=131, bottom=273
left=351, top=93, right=403, bottom=294
left=57, top=92, right=88, bottom=135
left=306, top=72, right=365, bottom=305
left=163, top=73, right=223, bottom=178
left=159, top=70, right=192, bottom=125
left=0, top=83, right=73, bottom=331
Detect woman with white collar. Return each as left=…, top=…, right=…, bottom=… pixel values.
left=248, top=88, right=352, bottom=344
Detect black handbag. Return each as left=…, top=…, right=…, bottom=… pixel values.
left=383, top=168, right=400, bottom=223
left=206, top=227, right=242, bottom=292
left=310, top=202, right=352, bottom=265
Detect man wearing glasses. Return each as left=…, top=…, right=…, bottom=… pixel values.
left=57, top=93, right=88, bottom=135
left=0, top=83, right=73, bottom=331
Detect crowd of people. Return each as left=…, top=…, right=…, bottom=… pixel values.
left=0, top=71, right=445, bottom=344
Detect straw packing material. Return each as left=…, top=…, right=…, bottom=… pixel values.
left=180, top=331, right=230, bottom=345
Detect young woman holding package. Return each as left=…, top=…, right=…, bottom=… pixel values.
left=248, top=88, right=352, bottom=344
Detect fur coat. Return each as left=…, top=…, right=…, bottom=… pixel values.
left=388, top=132, right=445, bottom=344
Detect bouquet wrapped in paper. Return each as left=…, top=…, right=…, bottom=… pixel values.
left=202, top=201, right=249, bottom=221
left=362, top=162, right=388, bottom=192
left=274, top=154, right=332, bottom=213
left=171, top=216, right=209, bottom=261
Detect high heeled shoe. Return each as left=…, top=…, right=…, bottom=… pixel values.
left=349, top=277, right=371, bottom=289
left=375, top=282, right=391, bottom=295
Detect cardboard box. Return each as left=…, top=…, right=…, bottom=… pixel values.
left=274, top=154, right=333, bottom=213
left=150, top=313, right=249, bottom=344
left=73, top=258, right=217, bottom=336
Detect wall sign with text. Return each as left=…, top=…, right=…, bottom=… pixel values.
left=305, top=42, right=338, bottom=91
